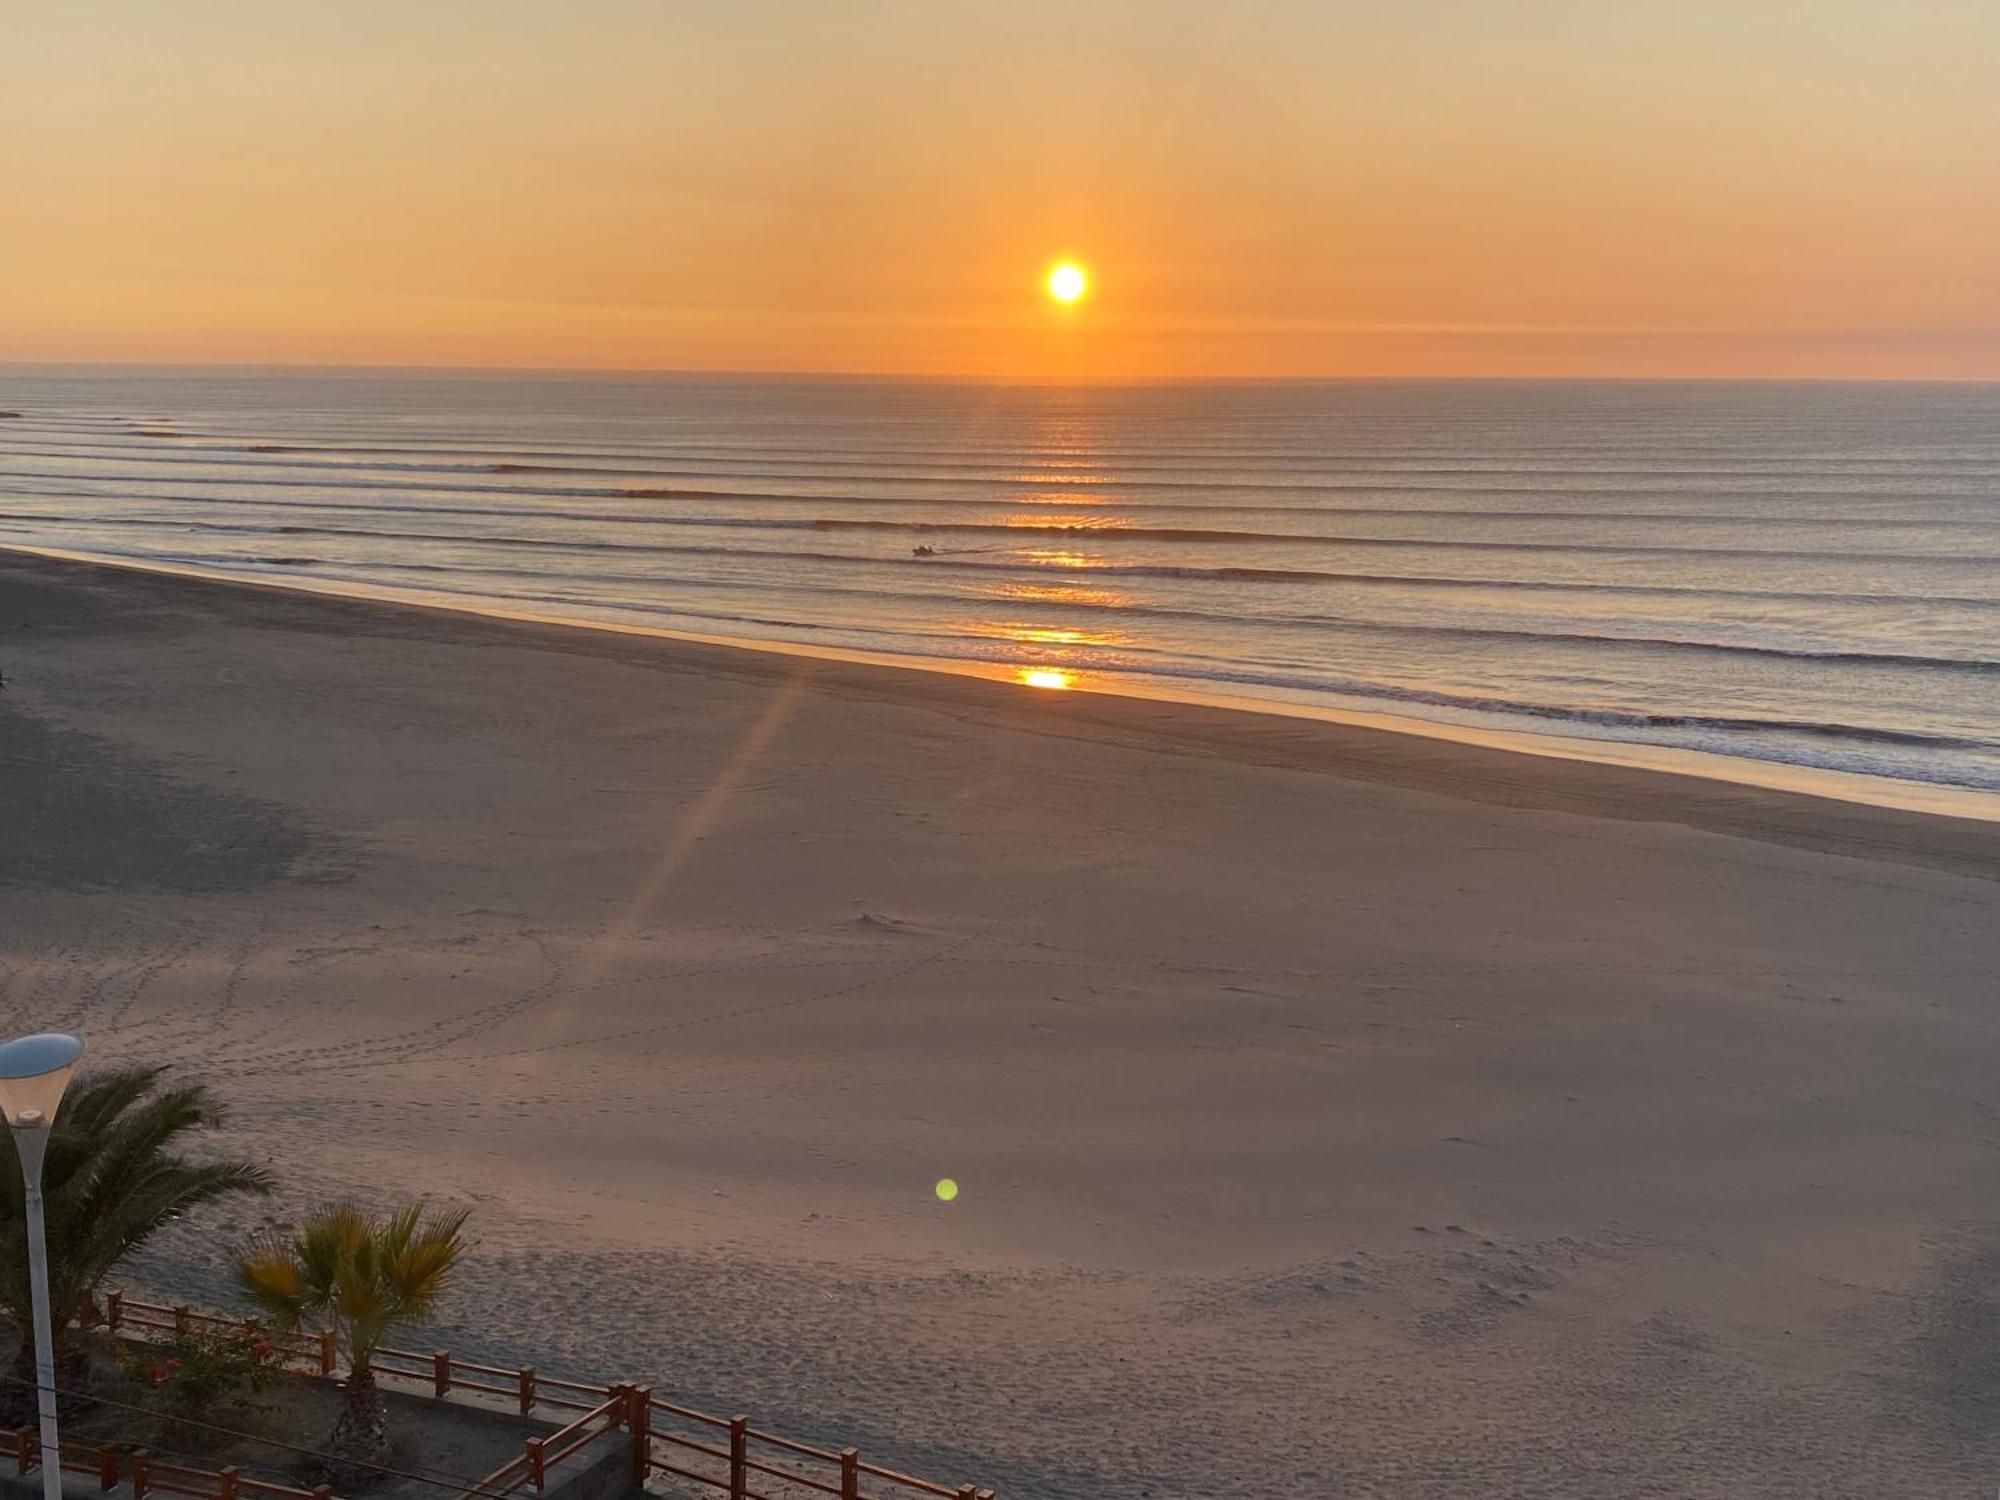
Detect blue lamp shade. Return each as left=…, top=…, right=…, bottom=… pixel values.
left=0, top=1034, right=85, bottom=1127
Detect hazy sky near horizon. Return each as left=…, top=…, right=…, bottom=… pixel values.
left=6, top=1, right=1998, bottom=378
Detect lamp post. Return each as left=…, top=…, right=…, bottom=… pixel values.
left=0, top=1033, right=85, bottom=1500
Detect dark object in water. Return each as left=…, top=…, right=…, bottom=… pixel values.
left=0, top=412, right=20, bottom=419
left=912, top=545, right=935, bottom=557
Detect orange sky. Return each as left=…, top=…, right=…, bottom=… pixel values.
left=5, top=2, right=1997, bottom=379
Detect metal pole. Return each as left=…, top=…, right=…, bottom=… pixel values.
left=14, top=1123, right=62, bottom=1500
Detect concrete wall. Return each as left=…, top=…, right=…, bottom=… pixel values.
left=540, top=1428, right=641, bottom=1500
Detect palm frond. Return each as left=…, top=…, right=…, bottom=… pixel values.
left=0, top=1067, right=269, bottom=1342
left=233, top=1201, right=472, bottom=1372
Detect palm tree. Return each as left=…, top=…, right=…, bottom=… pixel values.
left=0, top=1066, right=274, bottom=1419
left=236, top=1202, right=471, bottom=1478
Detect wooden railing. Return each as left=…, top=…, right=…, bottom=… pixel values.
left=637, top=1390, right=992, bottom=1500
left=464, top=1390, right=628, bottom=1500
left=102, top=1295, right=992, bottom=1500
left=9, top=1424, right=335, bottom=1500
left=106, top=1294, right=340, bottom=1380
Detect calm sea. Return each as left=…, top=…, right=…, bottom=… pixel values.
left=3, top=368, right=1998, bottom=796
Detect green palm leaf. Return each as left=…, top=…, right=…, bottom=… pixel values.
left=236, top=1200, right=472, bottom=1469
left=0, top=1066, right=273, bottom=1343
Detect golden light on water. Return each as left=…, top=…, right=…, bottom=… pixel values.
left=1026, top=548, right=1098, bottom=569
left=935, top=1178, right=960, bottom=1202
left=1045, top=260, right=1089, bottom=306
left=993, top=582, right=1133, bottom=609
left=1017, top=668, right=1075, bottom=691
left=1002, top=510, right=1110, bottom=530
left=1017, top=629, right=1088, bottom=645
left=962, top=618, right=1126, bottom=648
left=1003, top=627, right=1095, bottom=646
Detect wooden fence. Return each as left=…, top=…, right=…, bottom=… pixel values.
left=634, top=1387, right=993, bottom=1500
left=467, top=1390, right=628, bottom=1500
left=101, top=1295, right=994, bottom=1500
left=10, top=1424, right=335, bottom=1500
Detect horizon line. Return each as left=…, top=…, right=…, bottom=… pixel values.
left=3, top=356, right=1998, bottom=388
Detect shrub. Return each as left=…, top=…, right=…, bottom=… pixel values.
left=117, top=1324, right=287, bottom=1440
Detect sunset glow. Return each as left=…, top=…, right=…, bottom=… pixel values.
left=4, top=4, right=1996, bottom=378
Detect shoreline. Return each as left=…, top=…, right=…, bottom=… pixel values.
left=11, top=541, right=2000, bottom=839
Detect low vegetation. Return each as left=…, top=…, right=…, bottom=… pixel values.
left=237, top=1202, right=472, bottom=1483
left=0, top=1066, right=273, bottom=1420
left=0, top=1064, right=481, bottom=1489
left=115, top=1323, right=287, bottom=1440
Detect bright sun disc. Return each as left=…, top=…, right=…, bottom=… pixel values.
left=1018, top=668, right=1075, bottom=691
left=1046, top=261, right=1088, bottom=305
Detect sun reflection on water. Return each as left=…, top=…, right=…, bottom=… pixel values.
left=966, top=619, right=1127, bottom=647
left=1015, top=490, right=1125, bottom=507
left=1001, top=407, right=1110, bottom=698
left=1016, top=668, right=1076, bottom=691
left=1003, top=512, right=1117, bottom=534
left=991, top=581, right=1133, bottom=609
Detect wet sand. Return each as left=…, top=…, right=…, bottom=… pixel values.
left=6, top=548, right=2000, bottom=1497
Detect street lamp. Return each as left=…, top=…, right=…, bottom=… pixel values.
left=0, top=1033, right=85, bottom=1500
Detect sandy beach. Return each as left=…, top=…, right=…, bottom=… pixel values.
left=6, top=547, right=2000, bottom=1497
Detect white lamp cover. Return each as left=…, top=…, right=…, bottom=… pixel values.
left=0, top=1033, right=85, bottom=1127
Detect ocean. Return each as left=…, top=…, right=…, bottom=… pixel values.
left=2, top=367, right=1997, bottom=797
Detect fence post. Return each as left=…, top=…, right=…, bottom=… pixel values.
left=526, top=1436, right=547, bottom=1493
left=105, top=1291, right=123, bottom=1335
left=518, top=1366, right=536, bottom=1416
left=840, top=1447, right=859, bottom=1500
left=131, top=1449, right=151, bottom=1500
left=98, top=1444, right=119, bottom=1491
left=173, top=1305, right=190, bottom=1336
left=311, top=1486, right=332, bottom=1500
left=975, top=1490, right=996, bottom=1499
left=13, top=1426, right=32, bottom=1474
left=433, top=1350, right=451, bottom=1398
left=318, top=1330, right=337, bottom=1376
left=958, top=1488, right=977, bottom=1499
left=626, top=1386, right=651, bottom=1488
left=218, top=1465, right=239, bottom=1500
left=728, top=1417, right=747, bottom=1500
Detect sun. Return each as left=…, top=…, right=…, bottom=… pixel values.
left=1045, top=260, right=1089, bottom=305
